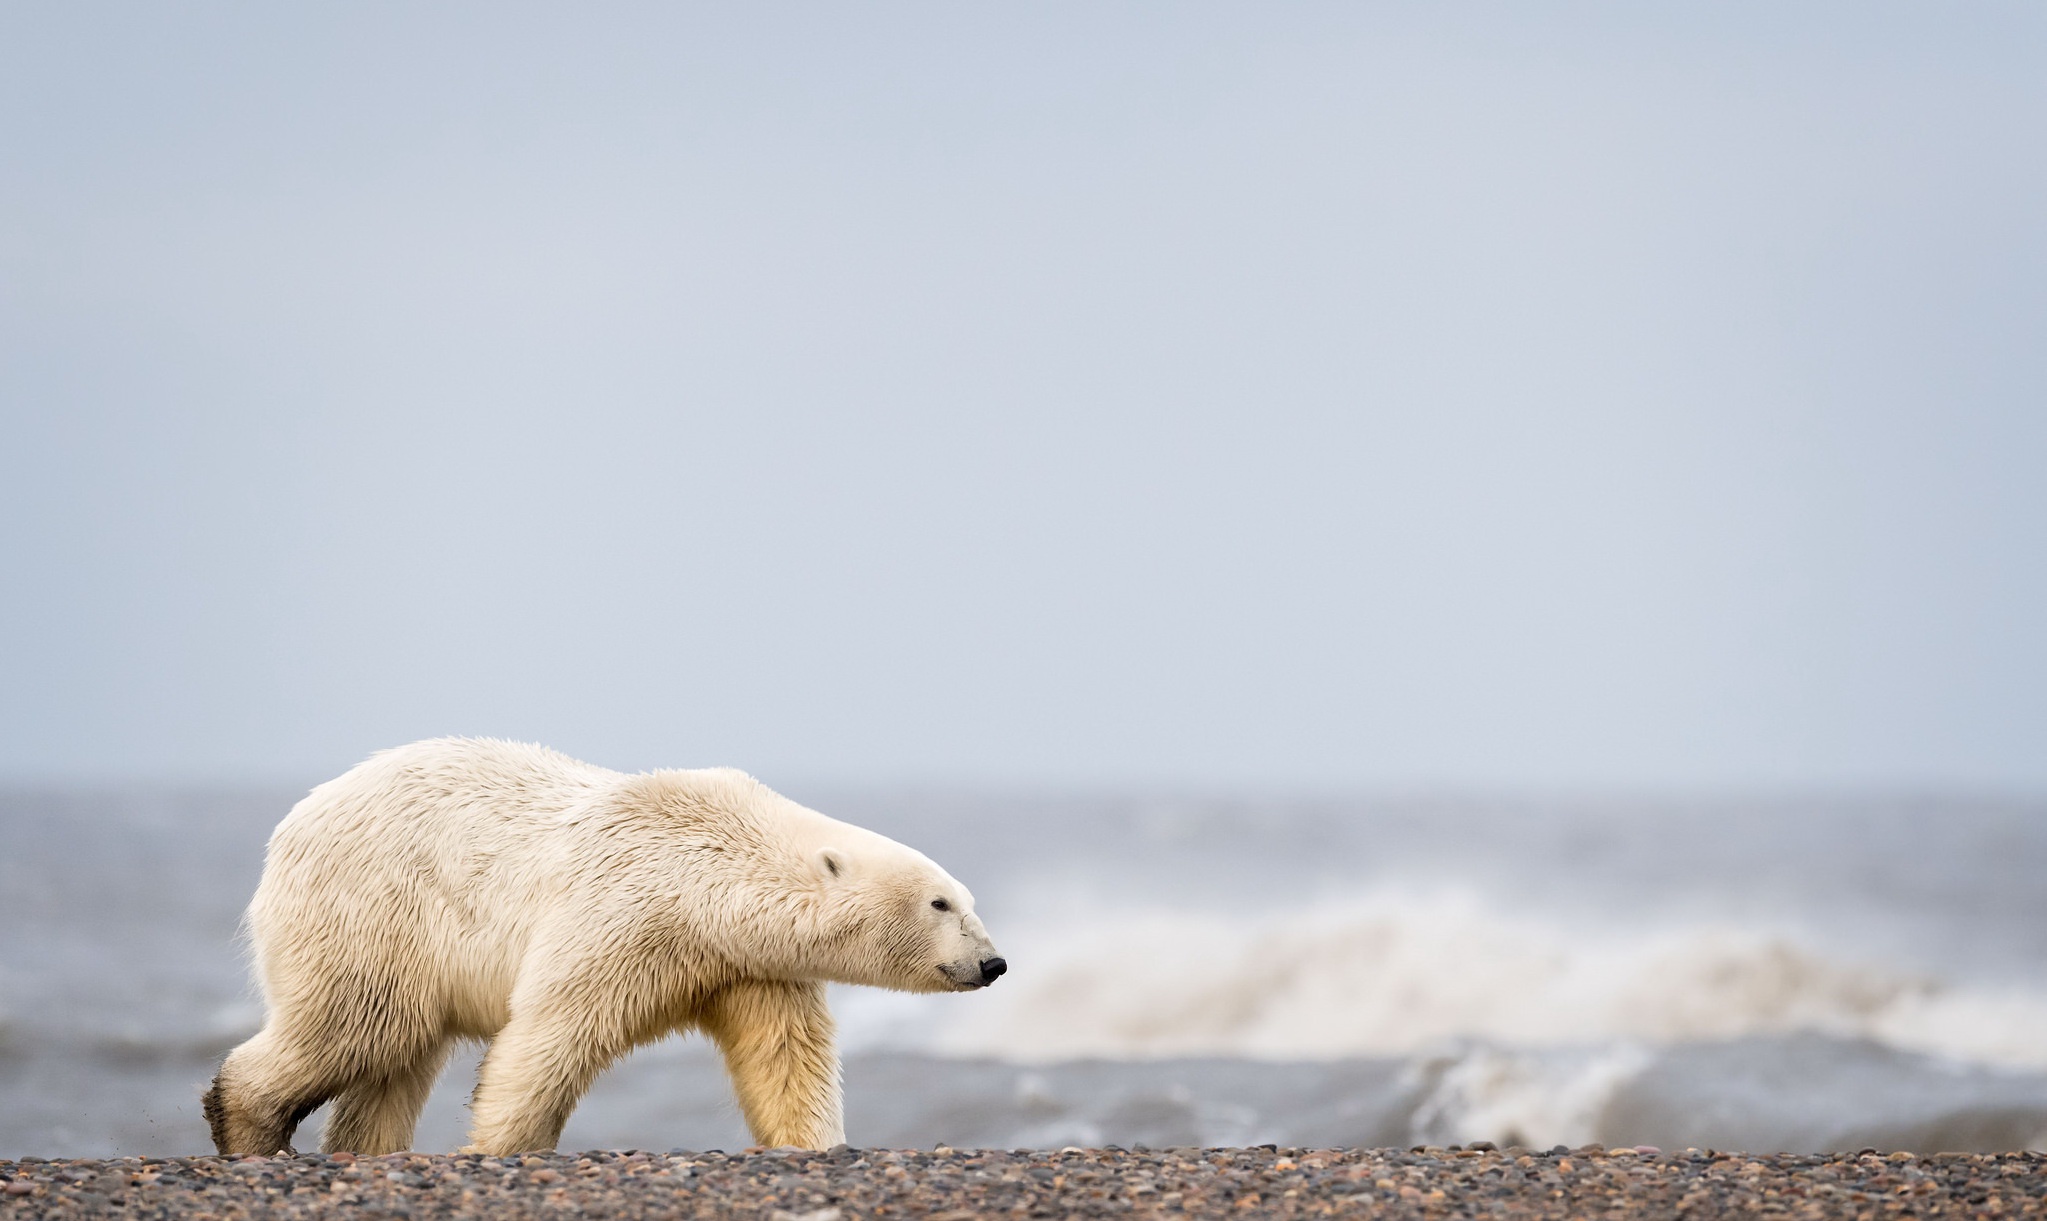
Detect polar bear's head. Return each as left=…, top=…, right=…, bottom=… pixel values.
left=800, top=820, right=1005, bottom=995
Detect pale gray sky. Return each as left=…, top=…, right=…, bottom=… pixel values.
left=3, top=4, right=2043, bottom=791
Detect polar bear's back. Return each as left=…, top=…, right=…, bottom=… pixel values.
left=267, top=738, right=615, bottom=868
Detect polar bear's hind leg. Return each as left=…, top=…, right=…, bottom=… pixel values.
left=206, top=949, right=446, bottom=1155
left=323, top=1038, right=452, bottom=1155
left=204, top=1025, right=342, bottom=1155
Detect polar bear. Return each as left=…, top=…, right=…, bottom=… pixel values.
left=202, top=738, right=1004, bottom=1156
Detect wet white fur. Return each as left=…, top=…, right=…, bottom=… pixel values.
left=204, top=738, right=998, bottom=1155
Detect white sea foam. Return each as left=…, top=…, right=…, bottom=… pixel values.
left=1404, top=1043, right=1655, bottom=1149
left=836, top=889, right=2047, bottom=1071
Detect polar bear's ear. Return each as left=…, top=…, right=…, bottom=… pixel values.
left=814, top=847, right=849, bottom=883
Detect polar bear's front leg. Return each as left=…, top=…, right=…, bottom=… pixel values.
left=463, top=1007, right=621, bottom=1155
left=700, top=979, right=846, bottom=1149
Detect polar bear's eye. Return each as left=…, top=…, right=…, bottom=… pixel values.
left=931, top=898, right=951, bottom=912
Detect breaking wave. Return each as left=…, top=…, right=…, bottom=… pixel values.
left=837, top=889, right=2047, bottom=1071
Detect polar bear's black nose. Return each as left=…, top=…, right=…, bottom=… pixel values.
left=979, top=957, right=1008, bottom=984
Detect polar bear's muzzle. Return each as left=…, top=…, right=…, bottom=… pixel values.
left=941, top=956, right=1009, bottom=989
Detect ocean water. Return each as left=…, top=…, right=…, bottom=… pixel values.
left=4, top=787, right=2047, bottom=1157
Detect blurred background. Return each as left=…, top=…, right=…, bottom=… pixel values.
left=3, top=2, right=2044, bottom=1157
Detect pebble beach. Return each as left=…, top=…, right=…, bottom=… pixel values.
left=5, top=1144, right=2042, bottom=1219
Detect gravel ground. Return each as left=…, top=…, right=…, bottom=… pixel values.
left=3, top=1144, right=2042, bottom=1218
